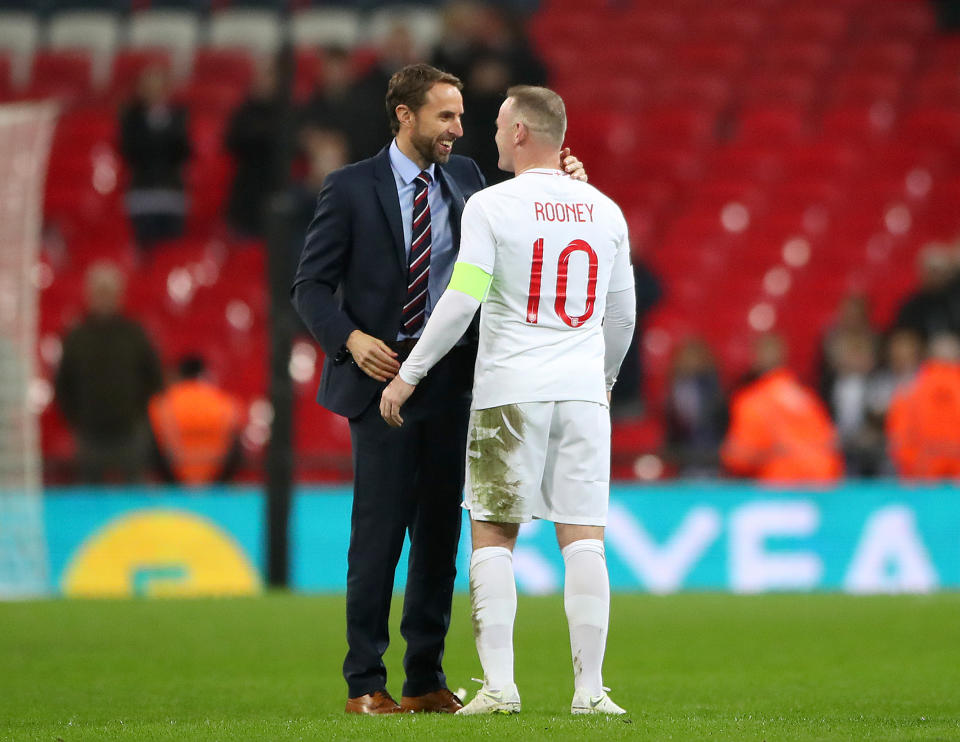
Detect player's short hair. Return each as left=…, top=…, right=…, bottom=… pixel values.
left=506, top=85, right=566, bottom=146
left=386, top=64, right=463, bottom=135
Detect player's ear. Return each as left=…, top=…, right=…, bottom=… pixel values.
left=396, top=104, right=414, bottom=129
left=514, top=121, right=526, bottom=144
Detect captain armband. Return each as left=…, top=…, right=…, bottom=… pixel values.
left=447, top=262, right=492, bottom=302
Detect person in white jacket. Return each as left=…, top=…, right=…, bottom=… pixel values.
left=380, top=85, right=636, bottom=716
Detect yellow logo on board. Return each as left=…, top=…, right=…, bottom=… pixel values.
left=62, top=509, right=262, bottom=598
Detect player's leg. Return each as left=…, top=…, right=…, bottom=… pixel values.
left=556, top=522, right=624, bottom=713
left=458, top=403, right=550, bottom=716
left=457, top=518, right=522, bottom=715
left=544, top=402, right=626, bottom=715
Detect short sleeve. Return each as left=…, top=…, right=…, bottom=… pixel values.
left=457, top=195, right=497, bottom=274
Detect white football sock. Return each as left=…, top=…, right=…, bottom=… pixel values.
left=468, top=546, right=517, bottom=692
left=562, top=539, right=609, bottom=696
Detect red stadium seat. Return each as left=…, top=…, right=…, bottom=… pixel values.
left=641, top=105, right=717, bottom=148
left=632, top=146, right=704, bottom=185
left=673, top=41, right=750, bottom=76
left=293, top=47, right=320, bottom=103
left=829, top=71, right=905, bottom=105
left=691, top=6, right=766, bottom=42
left=755, top=40, right=834, bottom=75
left=740, top=71, right=819, bottom=108
left=563, top=106, right=639, bottom=169
left=780, top=142, right=864, bottom=181
left=615, top=8, right=688, bottom=44
left=821, top=102, right=897, bottom=142
left=898, top=107, right=960, bottom=148
left=176, top=80, right=246, bottom=114
left=0, top=53, right=12, bottom=101
left=191, top=48, right=255, bottom=89
left=552, top=77, right=648, bottom=111
left=704, top=144, right=783, bottom=182
left=912, top=71, right=960, bottom=108
left=926, top=36, right=960, bottom=68
left=651, top=71, right=732, bottom=108
left=774, top=6, right=850, bottom=43
left=737, top=106, right=810, bottom=145
left=844, top=41, right=918, bottom=76
left=27, top=50, right=93, bottom=103
left=860, top=1, right=934, bottom=40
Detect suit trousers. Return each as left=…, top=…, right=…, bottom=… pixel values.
left=342, top=345, right=473, bottom=698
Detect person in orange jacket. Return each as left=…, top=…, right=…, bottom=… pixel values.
left=149, top=355, right=242, bottom=486
left=886, top=333, right=960, bottom=479
left=722, top=333, right=843, bottom=483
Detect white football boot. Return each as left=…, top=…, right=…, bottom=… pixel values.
left=455, top=682, right=521, bottom=715
left=571, top=687, right=627, bottom=715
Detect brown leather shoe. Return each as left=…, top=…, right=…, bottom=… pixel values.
left=400, top=688, right=463, bottom=713
left=344, top=690, right=402, bottom=715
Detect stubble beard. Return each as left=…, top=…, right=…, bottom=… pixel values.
left=411, top=129, right=452, bottom=165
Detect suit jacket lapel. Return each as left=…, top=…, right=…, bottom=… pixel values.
left=436, top=165, right=466, bottom=251
left=373, top=147, right=407, bottom=269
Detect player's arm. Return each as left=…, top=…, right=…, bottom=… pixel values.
left=379, top=262, right=491, bottom=427
left=380, top=199, right=495, bottom=427
left=602, top=227, right=637, bottom=397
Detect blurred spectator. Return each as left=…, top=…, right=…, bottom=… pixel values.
left=224, top=59, right=282, bottom=239
left=55, top=262, right=164, bottom=482
left=892, top=245, right=960, bottom=342
left=826, top=330, right=887, bottom=476
left=722, top=334, right=843, bottom=483
left=817, top=293, right=880, bottom=401
left=663, top=337, right=727, bottom=476
left=299, top=46, right=386, bottom=161
left=362, top=23, right=425, bottom=97
left=119, top=64, right=191, bottom=250
left=289, top=127, right=351, bottom=290
left=432, top=2, right=546, bottom=87
left=149, top=355, right=242, bottom=486
left=433, top=2, right=547, bottom=183
left=431, top=1, right=489, bottom=82
left=611, top=259, right=662, bottom=418
left=871, top=328, right=923, bottom=417
left=886, top=333, right=960, bottom=479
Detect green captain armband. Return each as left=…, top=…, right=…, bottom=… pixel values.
left=447, top=261, right=492, bottom=302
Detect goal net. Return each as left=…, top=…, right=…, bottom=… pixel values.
left=0, top=102, right=57, bottom=599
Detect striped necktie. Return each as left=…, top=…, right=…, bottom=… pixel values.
left=402, top=170, right=432, bottom=334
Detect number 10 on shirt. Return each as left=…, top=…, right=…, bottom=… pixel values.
left=526, top=238, right=599, bottom=328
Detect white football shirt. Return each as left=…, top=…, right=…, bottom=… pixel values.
left=458, top=168, right=634, bottom=409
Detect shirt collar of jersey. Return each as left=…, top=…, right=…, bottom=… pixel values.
left=519, top=167, right=566, bottom=177
left=389, top=139, right=437, bottom=185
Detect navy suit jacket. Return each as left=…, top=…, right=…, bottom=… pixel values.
left=292, top=145, right=487, bottom=419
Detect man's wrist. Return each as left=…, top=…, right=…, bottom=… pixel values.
left=398, top=365, right=419, bottom=386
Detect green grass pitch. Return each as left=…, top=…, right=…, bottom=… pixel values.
left=3, top=593, right=960, bottom=741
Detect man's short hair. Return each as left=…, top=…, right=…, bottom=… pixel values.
left=386, top=64, right=462, bottom=135
left=506, top=85, right=566, bottom=146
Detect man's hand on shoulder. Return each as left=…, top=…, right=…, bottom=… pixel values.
left=380, top=375, right=416, bottom=428
left=560, top=147, right=588, bottom=182
left=346, top=330, right=400, bottom=382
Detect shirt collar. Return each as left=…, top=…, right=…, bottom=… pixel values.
left=389, top=139, right=436, bottom=185
left=520, top=168, right=566, bottom=177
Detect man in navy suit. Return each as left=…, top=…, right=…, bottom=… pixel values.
left=292, top=64, right=584, bottom=714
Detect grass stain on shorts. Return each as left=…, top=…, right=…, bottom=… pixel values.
left=468, top=405, right=525, bottom=522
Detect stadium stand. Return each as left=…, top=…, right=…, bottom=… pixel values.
left=9, top=0, right=959, bottom=481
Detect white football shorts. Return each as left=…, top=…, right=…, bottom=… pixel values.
left=463, top=400, right=611, bottom=526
